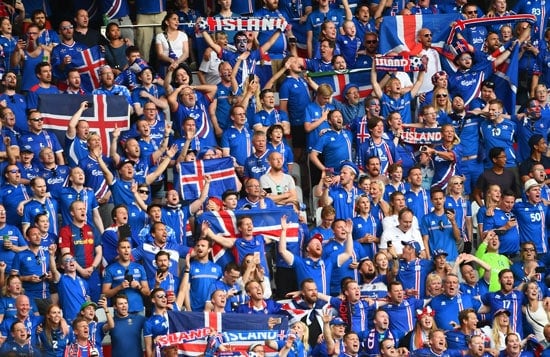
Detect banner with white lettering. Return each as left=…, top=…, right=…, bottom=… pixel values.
left=401, top=126, right=442, bottom=145
left=160, top=312, right=288, bottom=356
left=198, top=17, right=288, bottom=32
left=374, top=55, right=427, bottom=72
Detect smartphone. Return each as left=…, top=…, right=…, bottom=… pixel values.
left=273, top=317, right=282, bottom=325
left=444, top=208, right=455, bottom=214
left=100, top=293, right=106, bottom=301
left=494, top=229, right=506, bottom=236
left=156, top=268, right=164, bottom=276
left=289, top=37, right=297, bottom=44
left=248, top=73, right=255, bottom=83
left=118, top=224, right=131, bottom=241
left=39, top=273, right=47, bottom=280
left=263, top=187, right=272, bottom=194
left=325, top=167, right=334, bottom=177
left=387, top=241, right=393, bottom=247
left=536, top=267, right=546, bottom=273
left=253, top=251, right=260, bottom=261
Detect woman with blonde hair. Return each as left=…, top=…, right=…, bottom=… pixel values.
left=370, top=179, right=390, bottom=223
left=266, top=321, right=310, bottom=357
left=481, top=308, right=514, bottom=351
left=445, top=175, right=473, bottom=252
left=425, top=273, right=443, bottom=298
left=431, top=87, right=452, bottom=124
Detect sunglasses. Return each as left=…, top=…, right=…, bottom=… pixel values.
left=138, top=189, right=149, bottom=194
left=365, top=40, right=378, bottom=44
left=63, top=257, right=76, bottom=263
left=436, top=93, right=448, bottom=98
left=8, top=169, right=19, bottom=174
left=61, top=25, right=74, bottom=30
left=30, top=117, right=43, bottom=122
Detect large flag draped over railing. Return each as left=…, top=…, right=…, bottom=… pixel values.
left=161, top=311, right=289, bottom=356
left=38, top=94, right=130, bottom=154
left=307, top=68, right=372, bottom=101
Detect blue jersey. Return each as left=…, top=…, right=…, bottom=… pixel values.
left=22, top=197, right=59, bottom=234
left=328, top=185, right=364, bottom=220
left=253, top=8, right=287, bottom=59
left=420, top=211, right=459, bottom=261
left=254, top=108, right=289, bottom=130
left=221, top=126, right=252, bottom=166
left=431, top=144, right=462, bottom=190
left=337, top=34, right=362, bottom=68
left=134, top=0, right=166, bottom=14
left=482, top=208, right=519, bottom=255
left=214, top=82, right=234, bottom=131
left=19, top=130, right=63, bottom=159
left=429, top=293, right=474, bottom=331
left=0, top=225, right=26, bottom=272
left=161, top=205, right=191, bottom=246
left=80, top=155, right=113, bottom=201
left=143, top=314, right=168, bottom=340
left=306, top=9, right=346, bottom=46
left=110, top=176, right=145, bottom=207
left=381, top=297, right=424, bottom=340
left=0, top=93, right=27, bottom=132
left=53, top=186, right=99, bottom=228
left=513, top=113, right=550, bottom=162
left=311, top=128, right=353, bottom=169
left=405, top=189, right=432, bottom=218
left=104, top=261, right=148, bottom=313
left=57, top=273, right=89, bottom=323
left=39, top=326, right=70, bottom=357
left=110, top=314, right=146, bottom=357
left=40, top=165, right=70, bottom=196
left=11, top=248, right=52, bottom=299
left=396, top=258, right=434, bottom=299
left=381, top=92, right=414, bottom=124
left=513, top=200, right=548, bottom=254
left=132, top=241, right=188, bottom=289
left=172, top=92, right=216, bottom=149
left=329, top=296, right=375, bottom=338
left=220, top=48, right=262, bottom=85
left=233, top=235, right=270, bottom=276
left=356, top=138, right=400, bottom=174
left=445, top=195, right=472, bottom=243
left=244, top=150, right=271, bottom=180
left=449, top=114, right=482, bottom=157
left=65, top=136, right=89, bottom=167
left=482, top=289, right=524, bottom=336
left=51, top=42, right=88, bottom=84
left=0, top=35, right=19, bottom=75
left=304, top=101, right=335, bottom=151
left=323, top=240, right=365, bottom=295
left=352, top=214, right=379, bottom=257
left=189, top=260, right=222, bottom=311
left=448, top=51, right=493, bottom=106
left=279, top=76, right=311, bottom=126
left=236, top=299, right=283, bottom=314
left=292, top=255, right=337, bottom=295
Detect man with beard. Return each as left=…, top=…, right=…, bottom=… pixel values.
left=31, top=9, right=60, bottom=48
left=315, top=162, right=362, bottom=220
left=279, top=216, right=354, bottom=295
left=480, top=269, right=525, bottom=337
left=25, top=61, right=60, bottom=111
left=260, top=151, right=297, bottom=206
left=133, top=222, right=188, bottom=290
left=51, top=20, right=90, bottom=91
left=285, top=279, right=328, bottom=347
left=59, top=200, right=103, bottom=302
left=178, top=237, right=222, bottom=311
left=309, top=109, right=353, bottom=174
left=358, top=257, right=388, bottom=298
left=56, top=252, right=90, bottom=323
left=93, top=65, right=134, bottom=107
left=513, top=179, right=548, bottom=261
left=206, top=263, right=243, bottom=312
left=153, top=251, right=180, bottom=310
left=356, top=118, right=400, bottom=176
left=103, top=239, right=150, bottom=314
left=0, top=72, right=27, bottom=132
left=448, top=94, right=483, bottom=195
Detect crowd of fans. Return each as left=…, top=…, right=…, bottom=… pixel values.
left=0, top=0, right=550, bottom=356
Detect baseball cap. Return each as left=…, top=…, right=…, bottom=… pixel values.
left=343, top=83, right=359, bottom=95
left=330, top=317, right=347, bottom=326
left=432, top=249, right=448, bottom=257
left=80, top=301, right=98, bottom=311
left=307, top=233, right=324, bottom=245
left=117, top=159, right=135, bottom=170
left=401, top=240, right=421, bottom=254
left=494, top=308, right=510, bottom=317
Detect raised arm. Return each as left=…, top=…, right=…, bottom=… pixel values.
left=145, top=145, right=178, bottom=185
left=94, top=147, right=114, bottom=185
left=67, top=101, right=89, bottom=140
left=278, top=215, right=295, bottom=265
left=337, top=219, right=354, bottom=265
left=109, top=127, right=122, bottom=166
left=371, top=61, right=383, bottom=98
left=189, top=175, right=211, bottom=214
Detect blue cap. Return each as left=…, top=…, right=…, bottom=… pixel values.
left=339, top=160, right=359, bottom=177
left=401, top=240, right=421, bottom=255
left=343, top=83, right=359, bottom=96
left=432, top=249, right=448, bottom=257
left=330, top=317, right=347, bottom=326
